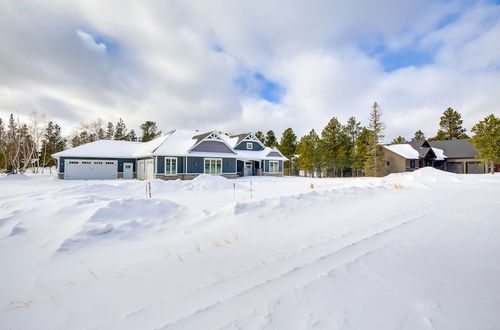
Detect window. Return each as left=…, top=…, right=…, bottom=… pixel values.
left=246, top=142, right=253, bottom=150
left=204, top=158, right=222, bottom=175
left=410, top=160, right=416, bottom=168
left=82, top=161, right=91, bottom=164
left=105, top=162, right=114, bottom=165
left=165, top=157, right=177, bottom=175
left=269, top=161, right=279, bottom=173
left=387, top=161, right=390, bottom=166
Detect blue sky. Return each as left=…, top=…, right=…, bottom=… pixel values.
left=0, top=0, right=499, bottom=140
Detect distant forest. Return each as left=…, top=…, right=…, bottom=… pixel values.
left=0, top=105, right=498, bottom=176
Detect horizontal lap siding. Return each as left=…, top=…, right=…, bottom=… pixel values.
left=223, top=158, right=236, bottom=173
left=59, top=157, right=136, bottom=173
left=187, top=157, right=204, bottom=174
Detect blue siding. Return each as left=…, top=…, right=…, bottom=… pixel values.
left=156, top=156, right=165, bottom=174
left=157, top=156, right=184, bottom=174
left=279, top=160, right=283, bottom=172
left=177, top=157, right=184, bottom=174
left=264, top=160, right=269, bottom=172
left=223, top=158, right=236, bottom=173
left=59, top=157, right=136, bottom=173
left=234, top=141, right=264, bottom=151
left=187, top=157, right=204, bottom=174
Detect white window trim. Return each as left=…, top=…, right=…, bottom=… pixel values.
left=204, top=158, right=223, bottom=175
left=269, top=161, right=279, bottom=173
left=246, top=142, right=253, bottom=150
left=164, top=157, right=177, bottom=175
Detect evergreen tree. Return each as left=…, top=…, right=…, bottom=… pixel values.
left=344, top=117, right=361, bottom=176
left=140, top=121, right=161, bottom=142
left=470, top=114, right=500, bottom=174
left=279, top=128, right=297, bottom=175
left=296, top=129, right=321, bottom=177
left=412, top=130, right=426, bottom=141
left=255, top=131, right=265, bottom=143
left=114, top=118, right=128, bottom=140
left=365, top=102, right=386, bottom=177
left=41, top=121, right=66, bottom=167
left=126, top=129, right=137, bottom=142
left=353, top=127, right=371, bottom=176
left=321, top=117, right=345, bottom=176
left=264, top=130, right=278, bottom=147
left=0, top=117, right=5, bottom=170
left=391, top=136, right=407, bottom=144
left=105, top=122, right=114, bottom=140
left=431, top=107, right=468, bottom=140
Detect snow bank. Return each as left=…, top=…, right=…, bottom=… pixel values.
left=57, top=198, right=185, bottom=252
left=0, top=173, right=31, bottom=181
left=383, top=167, right=461, bottom=187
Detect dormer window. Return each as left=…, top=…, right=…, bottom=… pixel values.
left=246, top=142, right=253, bottom=150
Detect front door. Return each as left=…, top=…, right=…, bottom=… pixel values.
left=245, top=161, right=253, bottom=176
left=123, top=163, right=133, bottom=179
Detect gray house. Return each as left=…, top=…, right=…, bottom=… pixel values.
left=383, top=139, right=490, bottom=174
left=52, top=130, right=287, bottom=180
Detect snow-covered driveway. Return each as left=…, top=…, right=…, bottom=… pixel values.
left=0, top=169, right=499, bottom=329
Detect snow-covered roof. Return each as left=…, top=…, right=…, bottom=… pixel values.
left=432, top=147, right=447, bottom=161
left=384, top=144, right=420, bottom=159
left=53, top=129, right=288, bottom=160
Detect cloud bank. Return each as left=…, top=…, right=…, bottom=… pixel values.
left=0, top=0, right=499, bottom=141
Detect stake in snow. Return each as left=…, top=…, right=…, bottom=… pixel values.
left=1, top=168, right=499, bottom=329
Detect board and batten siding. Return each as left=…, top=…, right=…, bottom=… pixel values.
left=263, top=160, right=283, bottom=173
left=186, top=157, right=236, bottom=174
left=156, top=156, right=184, bottom=174
left=58, top=157, right=136, bottom=173
left=234, top=141, right=264, bottom=151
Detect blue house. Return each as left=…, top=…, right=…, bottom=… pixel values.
left=52, top=130, right=287, bottom=180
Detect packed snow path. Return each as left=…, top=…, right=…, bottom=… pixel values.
left=0, top=168, right=499, bottom=329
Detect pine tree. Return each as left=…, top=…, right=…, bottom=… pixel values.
left=344, top=117, right=361, bottom=176
left=140, top=121, right=161, bottom=142
left=431, top=107, right=468, bottom=140
left=353, top=127, right=371, bottom=176
left=321, top=117, right=345, bottom=177
left=255, top=131, right=265, bottom=143
left=391, top=136, right=407, bottom=144
left=279, top=128, right=297, bottom=175
left=264, top=130, right=278, bottom=147
left=412, top=130, right=426, bottom=141
left=126, top=129, right=137, bottom=142
left=365, top=102, right=386, bottom=177
left=470, top=114, right=500, bottom=174
left=105, top=122, right=114, bottom=140
left=41, top=121, right=66, bottom=167
left=296, top=129, right=321, bottom=177
left=0, top=117, right=5, bottom=170
left=114, top=118, right=128, bottom=140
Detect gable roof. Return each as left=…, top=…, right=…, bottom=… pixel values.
left=53, top=129, right=288, bottom=161
left=384, top=144, right=420, bottom=159
left=428, top=139, right=478, bottom=158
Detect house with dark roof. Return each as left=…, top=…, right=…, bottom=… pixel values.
left=383, top=138, right=491, bottom=174
left=52, top=130, right=287, bottom=180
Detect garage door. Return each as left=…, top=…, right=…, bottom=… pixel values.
left=466, top=162, right=485, bottom=174
left=446, top=162, right=463, bottom=174
left=137, top=159, right=154, bottom=180
left=64, top=159, right=118, bottom=180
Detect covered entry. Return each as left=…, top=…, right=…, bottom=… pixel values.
left=64, top=159, right=117, bottom=180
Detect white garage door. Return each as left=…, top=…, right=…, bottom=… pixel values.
left=137, top=159, right=154, bottom=180
left=65, top=159, right=118, bottom=180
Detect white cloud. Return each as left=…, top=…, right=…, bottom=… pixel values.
left=76, top=29, right=106, bottom=53
left=0, top=0, right=498, bottom=142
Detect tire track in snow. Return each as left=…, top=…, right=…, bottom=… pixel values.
left=158, top=212, right=427, bottom=330
left=103, top=208, right=427, bottom=330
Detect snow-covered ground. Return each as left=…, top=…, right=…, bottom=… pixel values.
left=1, top=168, right=499, bottom=330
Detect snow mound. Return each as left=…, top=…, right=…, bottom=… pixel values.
left=0, top=174, right=31, bottom=181
left=383, top=167, right=461, bottom=187
left=57, top=198, right=185, bottom=252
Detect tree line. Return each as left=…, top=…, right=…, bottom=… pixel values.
left=0, top=105, right=498, bottom=175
